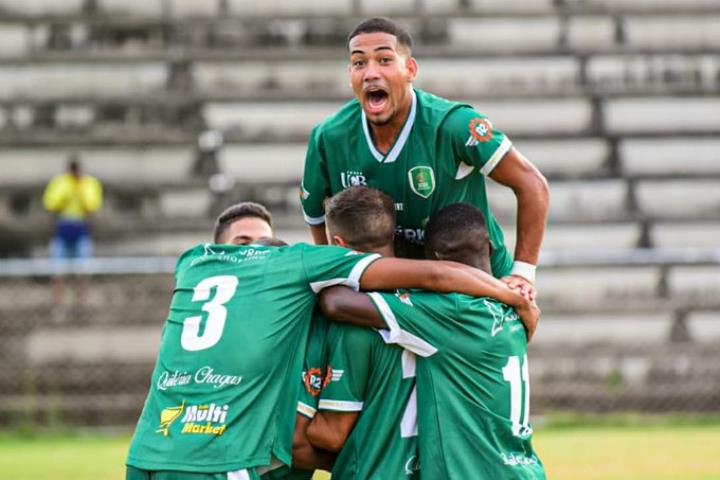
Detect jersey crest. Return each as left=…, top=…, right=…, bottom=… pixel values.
left=408, top=166, right=436, bottom=199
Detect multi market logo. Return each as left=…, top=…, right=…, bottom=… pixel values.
left=156, top=402, right=230, bottom=437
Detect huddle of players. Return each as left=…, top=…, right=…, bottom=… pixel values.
left=125, top=187, right=544, bottom=480
left=294, top=187, right=545, bottom=479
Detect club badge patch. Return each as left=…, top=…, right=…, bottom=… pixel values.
left=408, top=166, right=436, bottom=199
left=466, top=118, right=493, bottom=146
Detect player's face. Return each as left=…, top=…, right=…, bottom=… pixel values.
left=348, top=32, right=417, bottom=126
left=222, top=217, right=273, bottom=246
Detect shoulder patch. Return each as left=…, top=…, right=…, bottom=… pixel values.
left=466, top=118, right=494, bottom=146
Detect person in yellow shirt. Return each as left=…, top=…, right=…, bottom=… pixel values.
left=43, top=157, right=103, bottom=306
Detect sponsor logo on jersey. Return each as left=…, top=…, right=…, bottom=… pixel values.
left=180, top=403, right=230, bottom=436
left=191, top=246, right=270, bottom=267
left=485, top=299, right=520, bottom=337
left=320, top=366, right=344, bottom=385
left=156, top=366, right=243, bottom=391
left=395, top=203, right=404, bottom=212
left=408, top=166, right=435, bottom=199
left=303, top=367, right=325, bottom=397
left=340, top=170, right=367, bottom=188
left=156, top=401, right=185, bottom=437
left=502, top=452, right=539, bottom=467
left=395, top=226, right=425, bottom=244
left=466, top=118, right=493, bottom=146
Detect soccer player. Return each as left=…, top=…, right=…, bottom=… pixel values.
left=213, top=202, right=329, bottom=479
left=301, top=17, right=549, bottom=298
left=125, top=201, right=536, bottom=479
left=318, top=203, right=546, bottom=479
left=305, top=187, right=421, bottom=478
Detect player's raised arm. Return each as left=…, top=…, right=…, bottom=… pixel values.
left=319, top=286, right=385, bottom=328
left=489, top=146, right=549, bottom=300
left=360, top=257, right=523, bottom=307
left=319, top=284, right=539, bottom=343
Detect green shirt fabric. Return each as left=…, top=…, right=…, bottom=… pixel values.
left=368, top=291, right=545, bottom=480
left=126, top=243, right=380, bottom=473
left=301, top=87, right=512, bottom=275
left=319, top=323, right=419, bottom=479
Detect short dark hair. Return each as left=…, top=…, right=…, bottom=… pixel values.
left=325, top=186, right=396, bottom=251
left=425, top=203, right=489, bottom=256
left=347, top=17, right=413, bottom=54
left=255, top=237, right=288, bottom=247
left=213, top=202, right=272, bottom=243
left=67, top=154, right=81, bottom=175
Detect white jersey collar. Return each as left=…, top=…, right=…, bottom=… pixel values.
left=361, top=89, right=417, bottom=164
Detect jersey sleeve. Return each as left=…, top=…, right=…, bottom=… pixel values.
left=317, top=324, right=373, bottom=412
left=443, top=107, right=512, bottom=178
left=297, top=313, right=329, bottom=419
left=302, top=244, right=381, bottom=292
left=300, top=125, right=331, bottom=225
left=367, top=291, right=458, bottom=358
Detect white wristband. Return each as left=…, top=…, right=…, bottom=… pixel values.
left=510, top=261, right=536, bottom=284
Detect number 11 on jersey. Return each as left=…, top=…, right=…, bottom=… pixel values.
left=502, top=354, right=532, bottom=438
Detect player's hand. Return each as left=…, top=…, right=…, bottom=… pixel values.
left=516, top=298, right=540, bottom=343
left=502, top=275, right=537, bottom=302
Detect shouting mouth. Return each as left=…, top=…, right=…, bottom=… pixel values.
left=364, top=87, right=389, bottom=115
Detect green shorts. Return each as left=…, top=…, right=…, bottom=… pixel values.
left=126, top=465, right=294, bottom=480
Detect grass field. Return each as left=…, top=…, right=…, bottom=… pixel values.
left=1, top=416, right=719, bottom=480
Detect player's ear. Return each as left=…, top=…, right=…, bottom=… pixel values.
left=332, top=235, right=350, bottom=248
left=405, top=57, right=418, bottom=83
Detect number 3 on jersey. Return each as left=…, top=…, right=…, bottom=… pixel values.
left=181, top=275, right=239, bottom=351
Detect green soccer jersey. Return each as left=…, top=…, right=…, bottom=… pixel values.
left=318, top=323, right=419, bottom=479
left=297, top=312, right=330, bottom=420
left=126, top=243, right=380, bottom=473
left=368, top=291, right=545, bottom=480
left=301, top=88, right=512, bottom=275
left=285, top=313, right=330, bottom=480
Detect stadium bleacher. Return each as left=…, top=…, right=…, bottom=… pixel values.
left=0, top=0, right=718, bottom=422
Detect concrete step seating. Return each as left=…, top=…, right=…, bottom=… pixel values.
left=687, top=312, right=720, bottom=344
left=204, top=98, right=594, bottom=139
left=604, top=97, right=720, bottom=134
left=620, top=138, right=720, bottom=177
left=623, top=15, right=720, bottom=50
left=587, top=54, right=720, bottom=93
left=635, top=180, right=720, bottom=219
left=513, top=138, right=609, bottom=178
left=532, top=312, right=673, bottom=346
left=562, top=0, right=720, bottom=12
left=667, top=266, right=720, bottom=303
left=536, top=266, right=661, bottom=307
left=488, top=179, right=628, bottom=222
left=0, top=146, right=195, bottom=185
left=194, top=57, right=580, bottom=98
left=651, top=222, right=720, bottom=249
left=0, top=63, right=167, bottom=99
left=0, top=0, right=84, bottom=15
left=502, top=223, right=641, bottom=252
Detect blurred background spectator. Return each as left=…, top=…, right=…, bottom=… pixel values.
left=42, top=155, right=103, bottom=307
